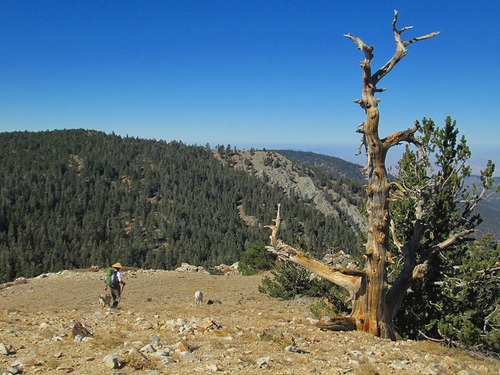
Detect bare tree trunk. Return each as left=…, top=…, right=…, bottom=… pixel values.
left=267, top=11, right=439, bottom=340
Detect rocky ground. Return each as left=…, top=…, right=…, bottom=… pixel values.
left=1, top=268, right=499, bottom=374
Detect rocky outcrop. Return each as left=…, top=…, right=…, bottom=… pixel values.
left=217, top=150, right=366, bottom=231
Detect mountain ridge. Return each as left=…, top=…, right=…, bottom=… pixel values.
left=0, top=130, right=364, bottom=282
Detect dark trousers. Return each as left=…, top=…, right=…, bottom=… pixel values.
left=110, top=286, right=121, bottom=308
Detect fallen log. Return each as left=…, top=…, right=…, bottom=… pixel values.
left=316, top=316, right=357, bottom=331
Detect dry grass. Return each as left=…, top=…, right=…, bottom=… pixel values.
left=355, top=363, right=381, bottom=375
left=90, top=330, right=128, bottom=352
left=121, top=348, right=152, bottom=370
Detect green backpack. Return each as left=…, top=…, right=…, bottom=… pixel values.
left=105, top=268, right=119, bottom=288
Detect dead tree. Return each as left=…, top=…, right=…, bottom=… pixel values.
left=267, top=11, right=442, bottom=340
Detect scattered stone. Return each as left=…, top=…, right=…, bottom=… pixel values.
left=440, top=355, right=457, bottom=368
left=306, top=317, right=319, bottom=325
left=175, top=263, right=209, bottom=274
left=174, top=340, right=192, bottom=353
left=11, top=357, right=41, bottom=367
left=103, top=353, right=121, bottom=369
left=422, top=366, right=439, bottom=375
left=39, top=322, right=50, bottom=330
left=6, top=329, right=17, bottom=337
left=192, top=319, right=222, bottom=332
left=207, top=299, right=222, bottom=305
left=0, top=342, right=14, bottom=355
left=476, top=364, right=490, bottom=374
left=213, top=263, right=239, bottom=275
left=256, top=356, right=271, bottom=367
left=176, top=318, right=187, bottom=326
left=348, top=359, right=360, bottom=367
left=285, top=337, right=307, bottom=353
left=140, top=343, right=156, bottom=353
left=178, top=351, right=197, bottom=362
left=136, top=320, right=154, bottom=330
left=154, top=352, right=174, bottom=364
left=2, top=268, right=499, bottom=374
left=207, top=363, right=220, bottom=372
left=70, top=321, right=93, bottom=338
left=56, top=364, right=74, bottom=373
left=151, top=334, right=161, bottom=344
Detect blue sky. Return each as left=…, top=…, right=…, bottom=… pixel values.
left=0, top=1, right=498, bottom=175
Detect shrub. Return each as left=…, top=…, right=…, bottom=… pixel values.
left=259, top=262, right=312, bottom=298
left=238, top=243, right=276, bottom=276
left=259, top=261, right=351, bottom=317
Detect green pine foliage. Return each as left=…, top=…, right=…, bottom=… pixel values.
left=0, top=130, right=361, bottom=282
left=259, top=262, right=317, bottom=299
left=259, top=261, right=350, bottom=317
left=391, top=117, right=499, bottom=353
left=259, top=238, right=351, bottom=316
left=238, top=242, right=275, bottom=276
left=436, top=234, right=499, bottom=353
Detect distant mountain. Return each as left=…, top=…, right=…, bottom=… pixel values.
left=266, top=151, right=499, bottom=239
left=273, top=150, right=365, bottom=182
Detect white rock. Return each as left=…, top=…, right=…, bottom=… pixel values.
left=0, top=343, right=9, bottom=355
left=103, top=353, right=120, bottom=369
left=207, top=363, right=220, bottom=372
left=256, top=357, right=271, bottom=366
left=140, top=344, right=156, bottom=353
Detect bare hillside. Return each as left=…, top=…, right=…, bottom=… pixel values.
left=1, top=269, right=498, bottom=374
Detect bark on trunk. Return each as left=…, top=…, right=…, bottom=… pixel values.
left=267, top=11, right=439, bottom=340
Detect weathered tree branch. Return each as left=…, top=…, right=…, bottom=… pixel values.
left=427, top=229, right=475, bottom=258
left=372, top=10, right=439, bottom=84
left=389, top=219, right=403, bottom=251
left=406, top=229, right=475, bottom=284
left=266, top=205, right=364, bottom=298
left=343, top=34, right=373, bottom=61
left=381, top=120, right=423, bottom=151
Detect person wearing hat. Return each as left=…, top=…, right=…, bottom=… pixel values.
left=105, top=262, right=126, bottom=308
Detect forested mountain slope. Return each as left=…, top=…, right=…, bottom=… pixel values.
left=0, top=130, right=364, bottom=282
left=274, top=149, right=365, bottom=182
left=214, top=148, right=366, bottom=231
left=272, top=150, right=500, bottom=239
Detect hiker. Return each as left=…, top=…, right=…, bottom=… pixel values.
left=105, top=262, right=126, bottom=308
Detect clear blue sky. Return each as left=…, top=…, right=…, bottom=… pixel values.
left=0, top=1, right=498, bottom=174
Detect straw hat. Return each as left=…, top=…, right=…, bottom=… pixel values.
left=111, top=262, right=123, bottom=269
